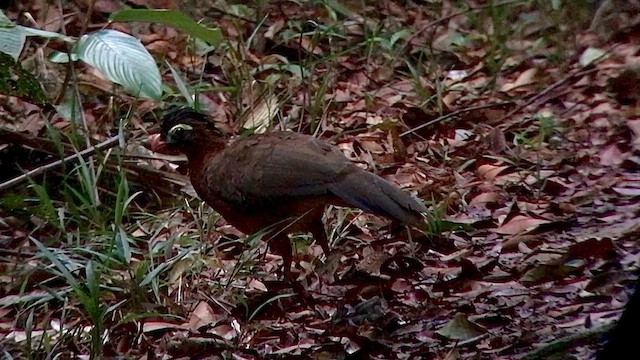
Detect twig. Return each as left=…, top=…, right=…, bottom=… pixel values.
left=498, top=67, right=599, bottom=125
left=0, top=136, right=120, bottom=192
left=399, top=101, right=514, bottom=137
left=400, top=66, right=599, bottom=138
left=0, top=127, right=65, bottom=155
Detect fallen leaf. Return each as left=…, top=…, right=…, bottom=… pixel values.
left=477, top=164, right=511, bottom=180
left=469, top=192, right=501, bottom=206
left=436, top=313, right=487, bottom=340
left=599, top=144, right=626, bottom=166
left=579, top=47, right=605, bottom=67
left=501, top=68, right=537, bottom=92
left=187, top=301, right=218, bottom=332
left=495, top=215, right=551, bottom=235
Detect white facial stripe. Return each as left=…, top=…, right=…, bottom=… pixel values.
left=169, top=124, right=193, bottom=134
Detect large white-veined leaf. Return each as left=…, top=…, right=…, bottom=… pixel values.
left=0, top=26, right=26, bottom=59
left=74, top=29, right=162, bottom=100
left=0, top=9, right=75, bottom=60
left=0, top=10, right=13, bottom=27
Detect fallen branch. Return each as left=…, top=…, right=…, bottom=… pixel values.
left=400, top=101, right=514, bottom=137
left=499, top=67, right=599, bottom=125
left=0, top=135, right=120, bottom=192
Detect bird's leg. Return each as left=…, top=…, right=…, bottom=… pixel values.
left=310, top=220, right=331, bottom=257
left=268, top=233, right=293, bottom=281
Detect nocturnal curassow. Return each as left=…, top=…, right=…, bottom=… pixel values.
left=151, top=108, right=427, bottom=279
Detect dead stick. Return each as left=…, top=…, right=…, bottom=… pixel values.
left=0, top=136, right=120, bottom=192
left=498, top=67, right=599, bottom=125
left=400, top=101, right=514, bottom=137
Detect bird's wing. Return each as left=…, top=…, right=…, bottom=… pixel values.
left=207, top=132, right=352, bottom=207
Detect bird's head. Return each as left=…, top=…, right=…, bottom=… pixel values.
left=150, top=108, right=225, bottom=157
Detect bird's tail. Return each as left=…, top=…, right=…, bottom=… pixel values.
left=327, top=166, right=427, bottom=224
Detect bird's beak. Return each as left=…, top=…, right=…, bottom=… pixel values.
left=148, top=133, right=184, bottom=155
left=149, top=133, right=169, bottom=153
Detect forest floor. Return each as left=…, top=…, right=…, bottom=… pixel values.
left=1, top=0, right=640, bottom=359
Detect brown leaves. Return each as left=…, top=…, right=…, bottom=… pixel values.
left=4, top=1, right=640, bottom=359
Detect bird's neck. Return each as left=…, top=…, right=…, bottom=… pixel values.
left=185, top=142, right=225, bottom=177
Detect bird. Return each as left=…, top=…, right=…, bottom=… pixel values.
left=150, top=107, right=427, bottom=280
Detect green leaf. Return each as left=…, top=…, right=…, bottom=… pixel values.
left=74, top=29, right=162, bottom=100
left=0, top=16, right=74, bottom=59
left=324, top=0, right=354, bottom=18
left=0, top=10, right=14, bottom=28
left=31, top=237, right=79, bottom=288
left=389, top=29, right=410, bottom=47
left=109, top=9, right=223, bottom=46
left=139, top=248, right=191, bottom=287
left=86, top=260, right=100, bottom=299
left=248, top=293, right=296, bottom=321
left=20, top=26, right=75, bottom=42
left=0, top=26, right=26, bottom=59
left=0, top=291, right=59, bottom=307
left=49, top=50, right=78, bottom=63
left=167, top=61, right=194, bottom=107
left=115, top=226, right=132, bottom=264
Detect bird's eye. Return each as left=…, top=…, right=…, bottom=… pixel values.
left=168, top=123, right=193, bottom=136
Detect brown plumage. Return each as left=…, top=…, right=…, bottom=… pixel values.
left=151, top=108, right=427, bottom=279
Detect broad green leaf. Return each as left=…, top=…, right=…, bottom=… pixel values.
left=0, top=10, right=13, bottom=28
left=0, top=25, right=74, bottom=60
left=0, top=26, right=26, bottom=59
left=74, top=29, right=162, bottom=100
left=109, top=9, right=222, bottom=46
